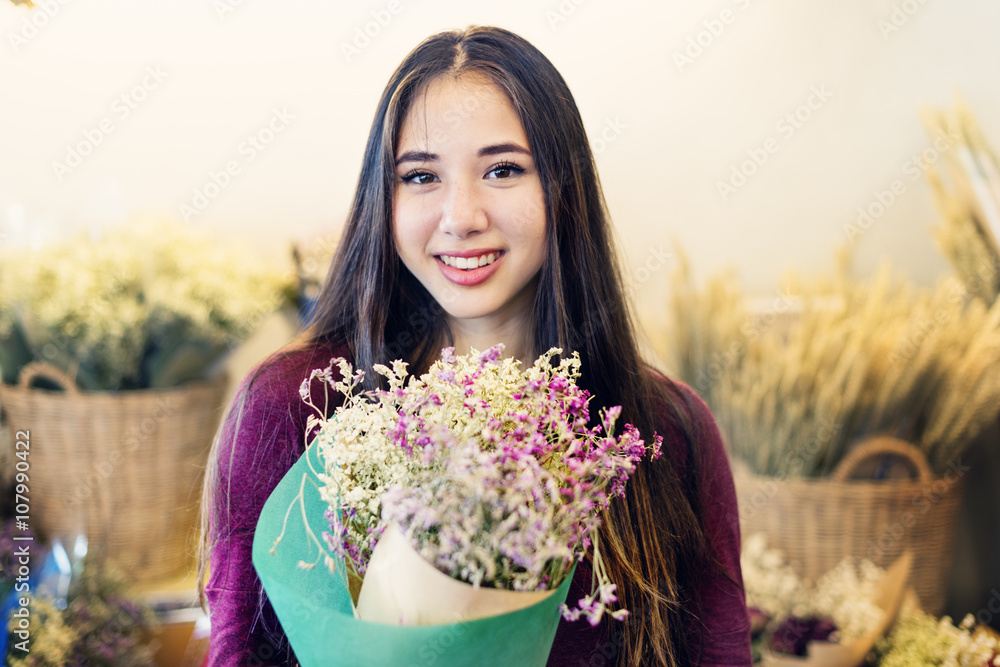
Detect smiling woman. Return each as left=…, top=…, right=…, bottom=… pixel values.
left=199, top=25, right=751, bottom=667
left=393, top=73, right=547, bottom=361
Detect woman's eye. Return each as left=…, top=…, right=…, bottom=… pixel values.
left=485, top=161, right=524, bottom=180
left=401, top=170, right=436, bottom=185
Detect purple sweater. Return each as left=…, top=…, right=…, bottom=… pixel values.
left=205, top=339, right=751, bottom=666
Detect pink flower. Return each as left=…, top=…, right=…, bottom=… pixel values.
left=304, top=344, right=659, bottom=626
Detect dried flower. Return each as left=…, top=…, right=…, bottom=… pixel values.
left=5, top=557, right=156, bottom=666
left=0, top=219, right=293, bottom=389
left=742, top=533, right=884, bottom=644
left=302, top=345, right=658, bottom=624
left=875, top=605, right=1000, bottom=667
left=665, top=248, right=1000, bottom=476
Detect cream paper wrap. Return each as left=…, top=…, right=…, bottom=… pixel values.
left=356, top=523, right=558, bottom=625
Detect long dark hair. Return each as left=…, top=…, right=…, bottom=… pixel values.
left=299, top=26, right=715, bottom=666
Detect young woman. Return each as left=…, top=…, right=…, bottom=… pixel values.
left=199, top=26, right=751, bottom=667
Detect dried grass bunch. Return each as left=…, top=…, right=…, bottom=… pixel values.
left=922, top=98, right=1000, bottom=306
left=665, top=249, right=1000, bottom=477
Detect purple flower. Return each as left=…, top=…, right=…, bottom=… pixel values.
left=770, top=616, right=837, bottom=656
left=476, top=344, right=504, bottom=367
left=748, top=607, right=770, bottom=639
left=304, top=345, right=661, bottom=626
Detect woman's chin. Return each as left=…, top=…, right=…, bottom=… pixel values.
left=441, top=302, right=500, bottom=323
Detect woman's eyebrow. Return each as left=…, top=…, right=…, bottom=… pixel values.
left=395, top=143, right=531, bottom=166
left=477, top=142, right=530, bottom=158
left=395, top=150, right=438, bottom=166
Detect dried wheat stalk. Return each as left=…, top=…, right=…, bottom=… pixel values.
left=665, top=249, right=1000, bottom=477
left=922, top=100, right=1000, bottom=305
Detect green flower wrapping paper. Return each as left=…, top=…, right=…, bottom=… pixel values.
left=252, top=441, right=574, bottom=667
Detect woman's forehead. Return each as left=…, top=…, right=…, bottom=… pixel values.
left=398, top=74, right=526, bottom=153
left=413, top=71, right=502, bottom=110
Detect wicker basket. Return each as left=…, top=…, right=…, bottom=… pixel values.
left=0, top=362, right=229, bottom=582
left=734, top=436, right=965, bottom=615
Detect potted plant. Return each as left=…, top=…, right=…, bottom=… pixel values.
left=664, top=249, right=1000, bottom=614
left=0, top=219, right=294, bottom=581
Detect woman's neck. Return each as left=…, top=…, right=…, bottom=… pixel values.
left=446, top=315, right=533, bottom=363
left=442, top=279, right=538, bottom=364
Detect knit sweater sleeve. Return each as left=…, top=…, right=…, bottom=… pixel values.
left=205, top=342, right=347, bottom=666
left=675, top=380, right=752, bottom=666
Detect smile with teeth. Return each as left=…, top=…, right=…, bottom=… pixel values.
left=437, top=252, right=500, bottom=270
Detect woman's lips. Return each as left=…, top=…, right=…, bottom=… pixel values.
left=435, top=251, right=504, bottom=287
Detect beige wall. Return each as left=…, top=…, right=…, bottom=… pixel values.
left=4, top=0, right=999, bottom=363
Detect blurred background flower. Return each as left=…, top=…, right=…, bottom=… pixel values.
left=0, top=218, right=295, bottom=390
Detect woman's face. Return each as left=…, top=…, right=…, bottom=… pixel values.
left=393, top=74, right=547, bottom=335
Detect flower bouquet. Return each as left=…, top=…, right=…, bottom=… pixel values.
left=3, top=551, right=157, bottom=666
left=0, top=219, right=294, bottom=390
left=252, top=345, right=659, bottom=666
left=742, top=534, right=912, bottom=667
left=750, top=550, right=1000, bottom=667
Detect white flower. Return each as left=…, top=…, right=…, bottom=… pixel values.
left=876, top=602, right=1000, bottom=666
left=0, top=219, right=292, bottom=389
left=741, top=533, right=884, bottom=640
left=306, top=343, right=649, bottom=625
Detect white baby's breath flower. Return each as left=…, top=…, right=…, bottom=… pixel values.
left=876, top=602, right=1000, bottom=666
left=742, top=533, right=885, bottom=641
left=0, top=219, right=292, bottom=389
left=307, top=343, right=649, bottom=623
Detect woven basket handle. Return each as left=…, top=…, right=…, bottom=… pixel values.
left=831, top=436, right=933, bottom=483
left=17, top=361, right=80, bottom=395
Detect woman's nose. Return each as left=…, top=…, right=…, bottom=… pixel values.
left=439, top=181, right=488, bottom=238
